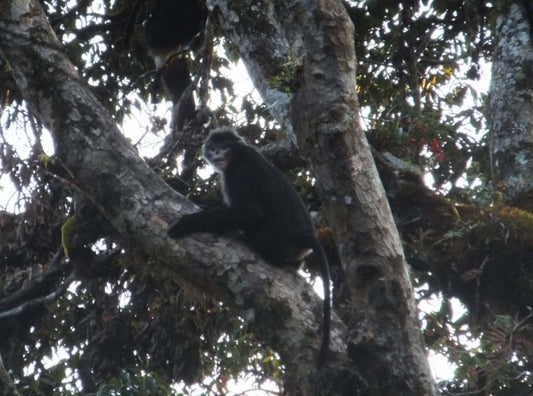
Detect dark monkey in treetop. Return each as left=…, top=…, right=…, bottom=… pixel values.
left=143, top=0, right=207, bottom=126
left=167, top=128, right=332, bottom=368
left=522, top=0, right=533, bottom=42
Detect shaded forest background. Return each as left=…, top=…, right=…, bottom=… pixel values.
left=0, top=0, right=532, bottom=395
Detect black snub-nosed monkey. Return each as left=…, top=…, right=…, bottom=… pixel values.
left=167, top=128, right=331, bottom=368
left=143, top=0, right=207, bottom=127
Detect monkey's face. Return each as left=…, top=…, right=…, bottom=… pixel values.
left=204, top=143, right=231, bottom=172
left=203, top=129, right=243, bottom=172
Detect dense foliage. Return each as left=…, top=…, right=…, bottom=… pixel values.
left=0, top=0, right=531, bottom=394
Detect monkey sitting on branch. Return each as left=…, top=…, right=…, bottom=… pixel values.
left=167, top=128, right=331, bottom=368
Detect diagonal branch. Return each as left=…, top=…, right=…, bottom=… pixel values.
left=0, top=249, right=66, bottom=311
left=0, top=274, right=75, bottom=319
left=0, top=352, right=21, bottom=396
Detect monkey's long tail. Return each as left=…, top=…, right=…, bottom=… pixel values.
left=310, top=238, right=331, bottom=369
left=522, top=0, right=533, bottom=43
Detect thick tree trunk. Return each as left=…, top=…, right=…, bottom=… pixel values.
left=211, top=0, right=436, bottom=394
left=486, top=3, right=533, bottom=210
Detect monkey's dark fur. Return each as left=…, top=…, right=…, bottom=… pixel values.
left=522, top=0, right=533, bottom=42
left=168, top=128, right=331, bottom=368
left=144, top=0, right=206, bottom=108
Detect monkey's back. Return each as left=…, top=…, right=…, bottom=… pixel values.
left=144, top=0, right=206, bottom=53
left=222, top=144, right=316, bottom=263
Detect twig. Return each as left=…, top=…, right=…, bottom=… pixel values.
left=0, top=273, right=75, bottom=319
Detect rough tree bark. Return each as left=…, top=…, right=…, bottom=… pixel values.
left=0, top=0, right=436, bottom=394
left=211, top=0, right=436, bottom=395
left=486, top=3, right=533, bottom=211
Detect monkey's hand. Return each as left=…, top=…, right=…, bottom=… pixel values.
left=167, top=215, right=197, bottom=239
left=168, top=206, right=241, bottom=239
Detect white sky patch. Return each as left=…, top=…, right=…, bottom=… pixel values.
left=418, top=292, right=473, bottom=381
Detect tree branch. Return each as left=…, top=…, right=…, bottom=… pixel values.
left=486, top=3, right=533, bottom=209
left=375, top=150, right=533, bottom=322
left=0, top=274, right=75, bottom=319
left=0, top=249, right=66, bottom=311
left=0, top=353, right=20, bottom=396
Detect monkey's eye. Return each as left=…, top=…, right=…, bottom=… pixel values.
left=210, top=144, right=228, bottom=153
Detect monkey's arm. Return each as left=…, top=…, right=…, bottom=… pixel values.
left=167, top=204, right=263, bottom=238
